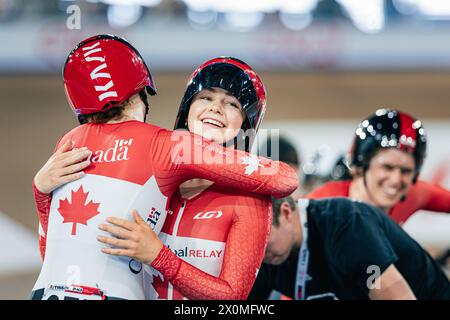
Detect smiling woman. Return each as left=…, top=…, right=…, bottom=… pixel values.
left=187, top=87, right=245, bottom=144
left=306, top=108, right=450, bottom=225
left=139, top=57, right=276, bottom=300
left=175, top=57, right=266, bottom=153
left=91, top=57, right=280, bottom=300
left=354, top=148, right=415, bottom=212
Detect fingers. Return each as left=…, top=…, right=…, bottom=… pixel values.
left=99, top=223, right=135, bottom=239
left=54, top=140, right=74, bottom=155
left=105, top=217, right=138, bottom=232
left=59, top=159, right=91, bottom=176
left=101, top=247, right=133, bottom=257
left=60, top=148, right=91, bottom=166
left=57, top=147, right=91, bottom=166
left=97, top=235, right=133, bottom=249
left=132, top=210, right=147, bottom=226
left=59, top=171, right=86, bottom=185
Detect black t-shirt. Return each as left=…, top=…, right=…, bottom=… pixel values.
left=248, top=198, right=450, bottom=300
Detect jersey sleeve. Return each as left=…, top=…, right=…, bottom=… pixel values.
left=33, top=180, right=51, bottom=260
left=389, top=181, right=450, bottom=223
left=33, top=135, right=67, bottom=260
left=414, top=181, right=450, bottom=213
left=151, top=130, right=298, bottom=199
left=328, top=201, right=398, bottom=295
left=151, top=195, right=271, bottom=300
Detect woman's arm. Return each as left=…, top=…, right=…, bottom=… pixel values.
left=33, top=181, right=51, bottom=260
left=34, top=140, right=91, bottom=194
left=152, top=130, right=299, bottom=199
left=33, top=140, right=91, bottom=259
left=99, top=196, right=271, bottom=299
left=152, top=196, right=271, bottom=299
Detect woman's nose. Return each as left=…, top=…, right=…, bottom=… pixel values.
left=209, top=101, right=223, bottom=114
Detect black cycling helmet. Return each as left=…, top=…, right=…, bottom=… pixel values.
left=350, top=108, right=427, bottom=182
left=174, top=57, right=267, bottom=152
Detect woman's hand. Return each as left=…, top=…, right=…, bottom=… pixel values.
left=34, top=140, right=92, bottom=194
left=98, top=210, right=164, bottom=265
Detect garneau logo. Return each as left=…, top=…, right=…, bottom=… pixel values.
left=82, top=41, right=118, bottom=101
left=193, top=211, right=223, bottom=220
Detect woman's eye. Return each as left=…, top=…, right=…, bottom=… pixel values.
left=227, top=102, right=239, bottom=108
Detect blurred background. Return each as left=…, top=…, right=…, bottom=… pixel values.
left=0, top=0, right=449, bottom=299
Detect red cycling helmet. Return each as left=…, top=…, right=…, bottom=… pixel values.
left=174, top=57, right=267, bottom=152
left=63, top=34, right=156, bottom=121
left=350, top=108, right=427, bottom=182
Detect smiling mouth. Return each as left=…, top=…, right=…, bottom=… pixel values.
left=201, top=118, right=225, bottom=128
left=382, top=186, right=403, bottom=198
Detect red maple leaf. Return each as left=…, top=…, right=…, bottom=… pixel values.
left=58, top=185, right=100, bottom=236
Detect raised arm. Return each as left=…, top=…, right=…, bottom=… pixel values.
left=152, top=130, right=298, bottom=199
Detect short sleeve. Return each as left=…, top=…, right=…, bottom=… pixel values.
left=328, top=203, right=398, bottom=293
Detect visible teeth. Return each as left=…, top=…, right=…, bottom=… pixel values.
left=385, top=188, right=398, bottom=196
left=203, top=119, right=224, bottom=128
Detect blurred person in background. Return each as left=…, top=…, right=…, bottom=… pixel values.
left=248, top=196, right=450, bottom=300
left=259, top=135, right=301, bottom=171
left=259, top=136, right=302, bottom=199
left=306, top=108, right=450, bottom=225
left=259, top=136, right=351, bottom=198
left=300, top=151, right=353, bottom=195
left=31, top=36, right=297, bottom=300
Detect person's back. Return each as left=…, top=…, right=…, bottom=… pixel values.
left=33, top=121, right=173, bottom=300
left=249, top=197, right=450, bottom=300
left=306, top=198, right=450, bottom=299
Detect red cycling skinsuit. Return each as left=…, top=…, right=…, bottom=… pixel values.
left=32, top=120, right=297, bottom=300
left=149, top=185, right=271, bottom=300
left=306, top=180, right=450, bottom=224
